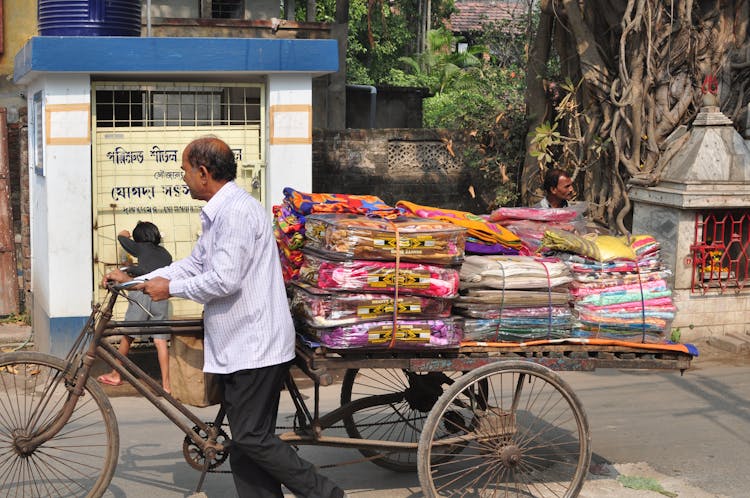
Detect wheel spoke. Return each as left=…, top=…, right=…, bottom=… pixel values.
left=341, top=368, right=462, bottom=472
left=419, top=362, right=590, bottom=497
left=0, top=352, right=119, bottom=498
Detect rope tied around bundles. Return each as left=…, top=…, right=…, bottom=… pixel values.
left=388, top=221, right=401, bottom=349
left=492, top=260, right=507, bottom=343
left=537, top=257, right=554, bottom=340
left=635, top=256, right=648, bottom=343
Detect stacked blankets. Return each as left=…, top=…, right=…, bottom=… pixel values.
left=488, top=206, right=584, bottom=254
left=273, top=188, right=401, bottom=282
left=548, top=234, right=676, bottom=343
left=397, top=200, right=521, bottom=255
left=304, top=213, right=465, bottom=264
left=286, top=202, right=466, bottom=350
left=453, top=255, right=575, bottom=342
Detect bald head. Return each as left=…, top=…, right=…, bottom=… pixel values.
left=184, top=136, right=237, bottom=182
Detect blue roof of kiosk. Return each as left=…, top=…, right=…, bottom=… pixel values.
left=14, top=36, right=339, bottom=84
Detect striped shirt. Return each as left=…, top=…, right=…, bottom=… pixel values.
left=147, top=181, right=295, bottom=374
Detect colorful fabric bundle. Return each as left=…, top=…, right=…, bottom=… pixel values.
left=455, top=288, right=570, bottom=308
left=396, top=200, right=521, bottom=251
left=273, top=204, right=306, bottom=281
left=304, top=213, right=466, bottom=265
left=453, top=255, right=575, bottom=339
left=459, top=255, right=573, bottom=289
left=299, top=253, right=460, bottom=298
left=465, top=239, right=520, bottom=255
left=488, top=206, right=580, bottom=223
left=556, top=234, right=677, bottom=343
left=462, top=316, right=572, bottom=342
left=302, top=318, right=463, bottom=350
left=542, top=229, right=637, bottom=262
left=290, top=281, right=452, bottom=327
left=274, top=189, right=401, bottom=282
left=283, top=187, right=400, bottom=218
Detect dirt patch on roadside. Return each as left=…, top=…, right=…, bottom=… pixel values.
left=581, top=462, right=727, bottom=498
left=686, top=337, right=750, bottom=369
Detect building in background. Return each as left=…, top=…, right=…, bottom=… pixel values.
left=13, top=1, right=338, bottom=355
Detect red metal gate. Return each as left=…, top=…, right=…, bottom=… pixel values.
left=690, top=210, right=750, bottom=293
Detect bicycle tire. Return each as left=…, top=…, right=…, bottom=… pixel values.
left=0, top=351, right=120, bottom=498
left=418, top=361, right=591, bottom=497
left=340, top=368, right=460, bottom=472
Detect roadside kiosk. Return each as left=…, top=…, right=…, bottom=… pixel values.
left=14, top=36, right=337, bottom=355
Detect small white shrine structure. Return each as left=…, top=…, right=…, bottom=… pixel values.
left=630, top=105, right=750, bottom=342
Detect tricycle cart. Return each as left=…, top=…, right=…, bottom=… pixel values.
left=0, top=285, right=694, bottom=497
left=285, top=337, right=692, bottom=497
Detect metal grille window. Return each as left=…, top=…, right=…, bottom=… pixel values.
left=212, top=0, right=244, bottom=19
left=91, top=81, right=266, bottom=318
left=95, top=85, right=261, bottom=128
left=690, top=210, right=750, bottom=293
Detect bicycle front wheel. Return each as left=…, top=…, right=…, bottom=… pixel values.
left=0, top=351, right=119, bottom=498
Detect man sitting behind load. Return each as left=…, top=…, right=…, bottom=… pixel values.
left=536, top=168, right=574, bottom=208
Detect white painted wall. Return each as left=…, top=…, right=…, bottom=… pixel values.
left=26, top=74, right=94, bottom=351
left=266, top=74, right=313, bottom=209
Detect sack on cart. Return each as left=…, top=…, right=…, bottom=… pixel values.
left=169, top=333, right=222, bottom=407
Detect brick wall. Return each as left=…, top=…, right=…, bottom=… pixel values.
left=312, top=128, right=489, bottom=213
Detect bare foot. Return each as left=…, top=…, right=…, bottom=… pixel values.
left=96, top=374, right=123, bottom=387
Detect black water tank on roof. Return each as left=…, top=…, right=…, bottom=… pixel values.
left=38, top=0, right=142, bottom=36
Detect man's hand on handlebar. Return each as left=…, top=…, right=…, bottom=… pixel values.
left=103, top=270, right=170, bottom=300
left=141, top=277, right=171, bottom=301
left=103, top=268, right=143, bottom=290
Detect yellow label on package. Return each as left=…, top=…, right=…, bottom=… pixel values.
left=366, top=270, right=431, bottom=288
left=357, top=299, right=422, bottom=318
left=306, top=224, right=326, bottom=241
left=368, top=324, right=432, bottom=344
left=373, top=236, right=436, bottom=249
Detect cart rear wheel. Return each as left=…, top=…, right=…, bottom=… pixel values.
left=418, top=361, right=590, bottom=497
left=341, top=368, right=460, bottom=472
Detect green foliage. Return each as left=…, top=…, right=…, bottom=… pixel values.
left=391, top=28, right=486, bottom=94
left=530, top=78, right=609, bottom=174
left=424, top=66, right=527, bottom=209
left=617, top=475, right=677, bottom=498
left=308, top=0, right=534, bottom=209
left=670, top=327, right=681, bottom=343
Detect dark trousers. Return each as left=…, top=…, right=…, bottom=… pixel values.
left=221, top=362, right=345, bottom=498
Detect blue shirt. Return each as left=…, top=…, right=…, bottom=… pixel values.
left=147, top=181, right=295, bottom=374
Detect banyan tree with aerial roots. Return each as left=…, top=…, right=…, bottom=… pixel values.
left=520, top=0, right=750, bottom=233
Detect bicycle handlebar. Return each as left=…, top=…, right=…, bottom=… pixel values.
left=108, top=280, right=143, bottom=292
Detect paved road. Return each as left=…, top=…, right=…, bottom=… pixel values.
left=99, top=345, right=748, bottom=498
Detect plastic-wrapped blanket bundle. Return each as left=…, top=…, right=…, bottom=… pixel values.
left=463, top=309, right=572, bottom=342
left=459, top=255, right=574, bottom=289
left=454, top=255, right=575, bottom=342
left=299, top=252, right=460, bottom=298
left=290, top=281, right=452, bottom=327
left=301, top=317, right=464, bottom=350
left=559, top=235, right=677, bottom=343
left=272, top=189, right=401, bottom=282
left=277, top=190, right=469, bottom=351
left=396, top=200, right=522, bottom=255
left=304, top=213, right=466, bottom=265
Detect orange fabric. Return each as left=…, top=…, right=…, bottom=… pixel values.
left=459, top=337, right=695, bottom=355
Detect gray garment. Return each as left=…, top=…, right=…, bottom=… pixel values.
left=123, top=290, right=169, bottom=340
left=535, top=197, right=568, bottom=208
